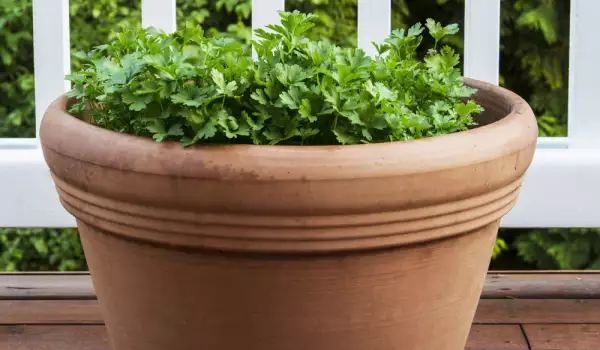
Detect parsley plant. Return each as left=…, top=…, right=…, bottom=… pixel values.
left=66, top=11, right=483, bottom=146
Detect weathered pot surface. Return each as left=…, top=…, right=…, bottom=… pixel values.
left=40, top=78, right=537, bottom=350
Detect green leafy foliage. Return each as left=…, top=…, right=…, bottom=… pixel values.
left=492, top=238, right=509, bottom=260
left=514, top=229, right=600, bottom=269
left=0, top=228, right=87, bottom=271
left=67, top=11, right=481, bottom=146
left=0, top=0, right=257, bottom=139
left=0, top=0, right=35, bottom=137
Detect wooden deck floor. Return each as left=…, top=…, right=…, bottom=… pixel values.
left=1, top=271, right=599, bottom=349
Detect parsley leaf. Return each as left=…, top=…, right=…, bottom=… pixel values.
left=66, top=10, right=482, bottom=146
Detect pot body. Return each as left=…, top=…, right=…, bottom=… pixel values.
left=80, top=220, right=497, bottom=350
left=40, top=79, right=538, bottom=350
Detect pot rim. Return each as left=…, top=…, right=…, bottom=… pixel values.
left=41, top=78, right=538, bottom=181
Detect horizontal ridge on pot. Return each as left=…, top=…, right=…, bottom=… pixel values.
left=40, top=79, right=537, bottom=253
left=51, top=172, right=522, bottom=252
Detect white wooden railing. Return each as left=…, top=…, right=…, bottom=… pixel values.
left=1, top=0, right=599, bottom=228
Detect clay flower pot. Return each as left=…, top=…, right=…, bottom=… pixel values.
left=40, top=78, right=537, bottom=350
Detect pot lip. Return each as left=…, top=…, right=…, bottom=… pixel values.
left=40, top=78, right=538, bottom=181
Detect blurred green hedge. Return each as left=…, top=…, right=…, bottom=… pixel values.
left=1, top=0, right=597, bottom=271
left=0, top=228, right=86, bottom=271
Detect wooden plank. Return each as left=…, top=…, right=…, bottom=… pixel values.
left=524, top=324, right=600, bottom=350
left=5, top=298, right=600, bottom=327
left=0, top=325, right=538, bottom=350
left=0, top=275, right=94, bottom=300
left=3, top=274, right=600, bottom=329
left=0, top=301, right=103, bottom=324
left=4, top=273, right=600, bottom=300
left=483, top=273, right=600, bottom=299
left=474, top=299, right=600, bottom=324
left=0, top=325, right=109, bottom=350
left=466, top=325, right=530, bottom=350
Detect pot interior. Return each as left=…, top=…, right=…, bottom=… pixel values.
left=471, top=88, right=513, bottom=128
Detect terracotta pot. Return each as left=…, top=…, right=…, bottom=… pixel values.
left=40, top=78, right=537, bottom=350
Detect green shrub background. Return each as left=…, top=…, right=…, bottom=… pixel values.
left=2, top=0, right=595, bottom=271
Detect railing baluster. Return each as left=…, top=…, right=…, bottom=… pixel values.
left=463, top=0, right=501, bottom=84
left=33, top=0, right=71, bottom=138
left=142, top=0, right=177, bottom=33
left=252, top=0, right=285, bottom=58
left=568, top=0, right=600, bottom=148
left=357, top=0, right=391, bottom=57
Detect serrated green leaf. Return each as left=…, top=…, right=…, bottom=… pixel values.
left=407, top=23, right=424, bottom=37
left=250, top=89, right=269, bottom=105
left=171, top=85, right=206, bottom=107
left=167, top=123, right=184, bottom=136
left=299, top=99, right=317, bottom=122
left=211, top=69, right=226, bottom=89
left=455, top=100, right=483, bottom=119
left=197, top=121, right=217, bottom=139
left=280, top=92, right=298, bottom=109
left=64, top=10, right=477, bottom=147
left=263, top=127, right=283, bottom=144
left=426, top=18, right=460, bottom=45
left=243, top=111, right=266, bottom=131
left=333, top=125, right=359, bottom=145
left=279, top=86, right=303, bottom=109
left=122, top=91, right=152, bottom=111
left=445, top=23, right=459, bottom=36
left=146, top=120, right=166, bottom=134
